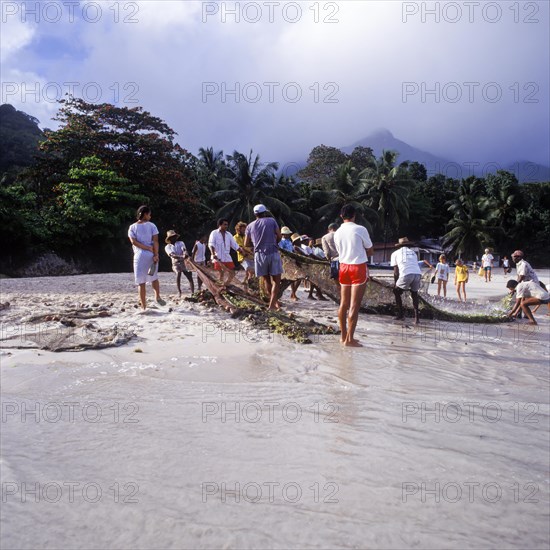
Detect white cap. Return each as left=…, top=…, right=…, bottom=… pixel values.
left=253, top=204, right=267, bottom=214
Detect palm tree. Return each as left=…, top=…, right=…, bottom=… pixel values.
left=210, top=150, right=293, bottom=227
left=444, top=177, right=495, bottom=259
left=196, top=147, right=228, bottom=193
left=311, top=161, right=378, bottom=234
left=482, top=171, right=522, bottom=237
left=360, top=150, right=412, bottom=259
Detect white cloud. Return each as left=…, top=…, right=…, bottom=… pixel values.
left=1, top=0, right=548, bottom=165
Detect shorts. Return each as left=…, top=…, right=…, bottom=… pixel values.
left=330, top=260, right=340, bottom=280
left=172, top=261, right=190, bottom=274
left=396, top=273, right=421, bottom=291
left=241, top=259, right=254, bottom=271
left=484, top=266, right=492, bottom=271
left=339, top=263, right=368, bottom=286
left=213, top=261, right=234, bottom=271
left=540, top=298, right=550, bottom=304
left=255, top=251, right=283, bottom=277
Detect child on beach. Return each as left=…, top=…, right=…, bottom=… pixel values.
left=191, top=235, right=207, bottom=291
left=435, top=254, right=450, bottom=297
left=502, top=255, right=510, bottom=276
left=164, top=230, right=195, bottom=296
left=454, top=258, right=469, bottom=302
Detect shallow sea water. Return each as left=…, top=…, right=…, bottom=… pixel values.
left=1, top=272, right=549, bottom=549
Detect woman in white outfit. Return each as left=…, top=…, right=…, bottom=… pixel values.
left=128, top=205, right=166, bottom=311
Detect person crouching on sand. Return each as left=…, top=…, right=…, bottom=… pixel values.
left=506, top=279, right=550, bottom=325
left=164, top=230, right=195, bottom=296
left=454, top=258, right=469, bottom=302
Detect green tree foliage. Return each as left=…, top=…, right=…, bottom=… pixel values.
left=360, top=150, right=412, bottom=242
left=297, top=145, right=375, bottom=188
left=51, top=156, right=146, bottom=253
left=297, top=145, right=348, bottom=187
left=0, top=104, right=44, bottom=179
left=209, top=150, right=282, bottom=225
left=25, top=97, right=198, bottom=233
left=444, top=177, right=496, bottom=259
left=310, top=161, right=377, bottom=234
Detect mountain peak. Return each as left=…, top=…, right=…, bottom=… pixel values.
left=367, top=128, right=394, bottom=140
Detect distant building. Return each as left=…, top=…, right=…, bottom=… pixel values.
left=371, top=238, right=445, bottom=265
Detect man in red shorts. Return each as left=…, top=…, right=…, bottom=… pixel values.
left=333, top=204, right=373, bottom=347
left=208, top=218, right=244, bottom=286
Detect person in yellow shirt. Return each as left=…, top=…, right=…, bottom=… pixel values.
left=234, top=221, right=254, bottom=286
left=454, top=258, right=469, bottom=302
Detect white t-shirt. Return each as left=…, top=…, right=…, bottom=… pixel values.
left=436, top=262, right=450, bottom=281
left=516, top=259, right=539, bottom=283
left=165, top=242, right=187, bottom=264
left=128, top=222, right=158, bottom=255
left=194, top=241, right=206, bottom=262
left=208, top=229, right=239, bottom=262
left=312, top=247, right=326, bottom=260
left=333, top=222, right=373, bottom=265
left=516, top=281, right=549, bottom=301
left=390, top=247, right=422, bottom=276
left=481, top=253, right=494, bottom=268
left=300, top=244, right=314, bottom=256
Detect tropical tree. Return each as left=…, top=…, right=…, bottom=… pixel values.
left=443, top=177, right=495, bottom=259
left=310, top=161, right=377, bottom=234
left=24, top=97, right=199, bottom=233
left=195, top=147, right=229, bottom=194
left=297, top=145, right=348, bottom=187
left=210, top=150, right=290, bottom=227
left=360, top=150, right=412, bottom=248
left=51, top=156, right=146, bottom=253
left=482, top=170, right=522, bottom=240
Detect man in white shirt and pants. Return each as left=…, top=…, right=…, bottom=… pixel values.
left=390, top=237, right=422, bottom=324
left=334, top=204, right=373, bottom=347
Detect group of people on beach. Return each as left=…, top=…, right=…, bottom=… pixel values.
left=128, top=204, right=549, bottom=338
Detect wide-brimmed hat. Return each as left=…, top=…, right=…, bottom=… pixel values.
left=511, top=249, right=524, bottom=257
left=291, top=232, right=301, bottom=243
left=253, top=204, right=267, bottom=214
left=281, top=226, right=292, bottom=235
left=300, top=234, right=310, bottom=241
left=165, top=230, right=180, bottom=243
left=395, top=237, right=413, bottom=247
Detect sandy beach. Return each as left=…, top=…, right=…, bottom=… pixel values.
left=1, top=269, right=549, bottom=549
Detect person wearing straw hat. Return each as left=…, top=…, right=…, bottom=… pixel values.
left=390, top=237, right=422, bottom=324
left=278, top=226, right=294, bottom=253
left=333, top=204, right=373, bottom=346
left=164, top=230, right=195, bottom=296
left=279, top=228, right=300, bottom=300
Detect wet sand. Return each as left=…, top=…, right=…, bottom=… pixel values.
left=1, top=270, right=549, bottom=549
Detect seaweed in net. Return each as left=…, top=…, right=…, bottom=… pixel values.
left=279, top=251, right=511, bottom=323
left=185, top=258, right=338, bottom=344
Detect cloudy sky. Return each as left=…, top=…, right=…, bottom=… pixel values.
left=2, top=0, right=549, bottom=170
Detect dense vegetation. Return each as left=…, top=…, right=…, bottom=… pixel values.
left=1, top=100, right=549, bottom=274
